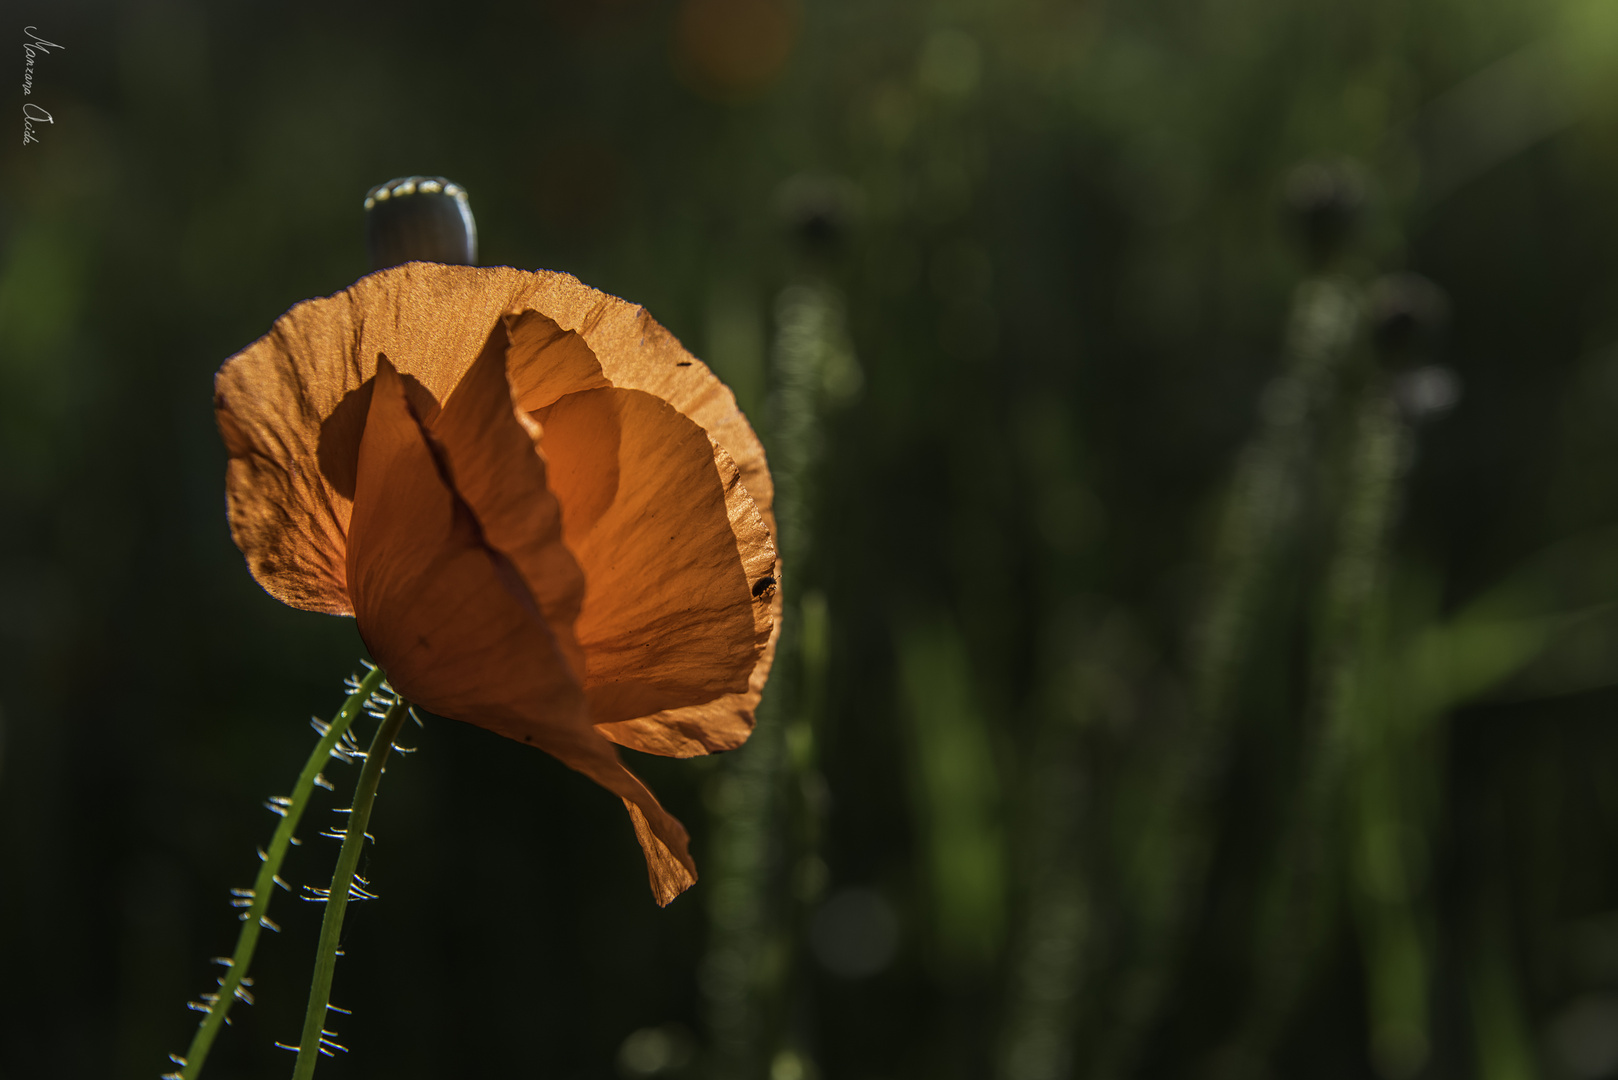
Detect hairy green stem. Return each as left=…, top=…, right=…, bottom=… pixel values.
left=292, top=693, right=411, bottom=1079
left=178, top=664, right=387, bottom=1080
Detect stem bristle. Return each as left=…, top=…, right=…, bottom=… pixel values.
left=291, top=695, right=411, bottom=1079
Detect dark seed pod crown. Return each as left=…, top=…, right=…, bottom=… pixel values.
left=775, top=173, right=863, bottom=252
left=364, top=176, right=478, bottom=271
left=1368, top=272, right=1449, bottom=366
left=1283, top=159, right=1367, bottom=267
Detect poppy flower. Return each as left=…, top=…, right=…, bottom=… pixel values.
left=214, top=263, right=780, bottom=905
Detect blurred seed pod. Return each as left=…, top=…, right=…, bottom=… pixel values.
left=1283, top=158, right=1367, bottom=267
left=1369, top=272, right=1450, bottom=367
left=774, top=173, right=863, bottom=252
left=364, top=175, right=477, bottom=271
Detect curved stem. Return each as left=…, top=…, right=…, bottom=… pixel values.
left=292, top=693, right=412, bottom=1079
left=178, top=664, right=387, bottom=1080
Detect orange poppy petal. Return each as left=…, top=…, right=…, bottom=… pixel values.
left=497, top=275, right=776, bottom=534
left=487, top=274, right=786, bottom=758
left=217, top=264, right=776, bottom=595
left=218, top=264, right=779, bottom=764
left=423, top=320, right=586, bottom=677
left=533, top=386, right=776, bottom=731
left=347, top=357, right=696, bottom=904
left=215, top=264, right=539, bottom=612
left=593, top=458, right=780, bottom=758
left=504, top=309, right=613, bottom=409
left=598, top=698, right=758, bottom=757
left=215, top=353, right=352, bottom=614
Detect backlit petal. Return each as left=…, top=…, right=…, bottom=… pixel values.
left=216, top=262, right=780, bottom=767
left=215, top=350, right=352, bottom=614
left=214, top=264, right=535, bottom=611
left=533, top=387, right=776, bottom=729
left=348, top=357, right=696, bottom=904
left=424, top=320, right=586, bottom=677
left=215, top=266, right=773, bottom=608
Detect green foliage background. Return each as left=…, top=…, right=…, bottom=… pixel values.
left=7, top=0, right=1618, bottom=1078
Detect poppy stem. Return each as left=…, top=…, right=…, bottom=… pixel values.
left=177, top=664, right=387, bottom=1080
left=291, top=688, right=412, bottom=1080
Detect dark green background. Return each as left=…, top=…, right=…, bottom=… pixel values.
left=7, top=0, right=1618, bottom=1077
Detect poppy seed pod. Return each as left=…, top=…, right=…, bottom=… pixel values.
left=364, top=176, right=478, bottom=270
left=1369, top=272, right=1450, bottom=367
left=1283, top=159, right=1367, bottom=268
left=775, top=172, right=863, bottom=252
left=214, top=264, right=780, bottom=904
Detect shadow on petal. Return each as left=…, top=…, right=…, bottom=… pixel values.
left=426, top=322, right=586, bottom=676
left=536, top=386, right=774, bottom=726
left=348, top=356, right=696, bottom=904
left=507, top=309, right=612, bottom=411
left=317, top=364, right=440, bottom=500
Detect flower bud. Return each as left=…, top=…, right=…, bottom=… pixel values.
left=363, top=175, right=477, bottom=271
